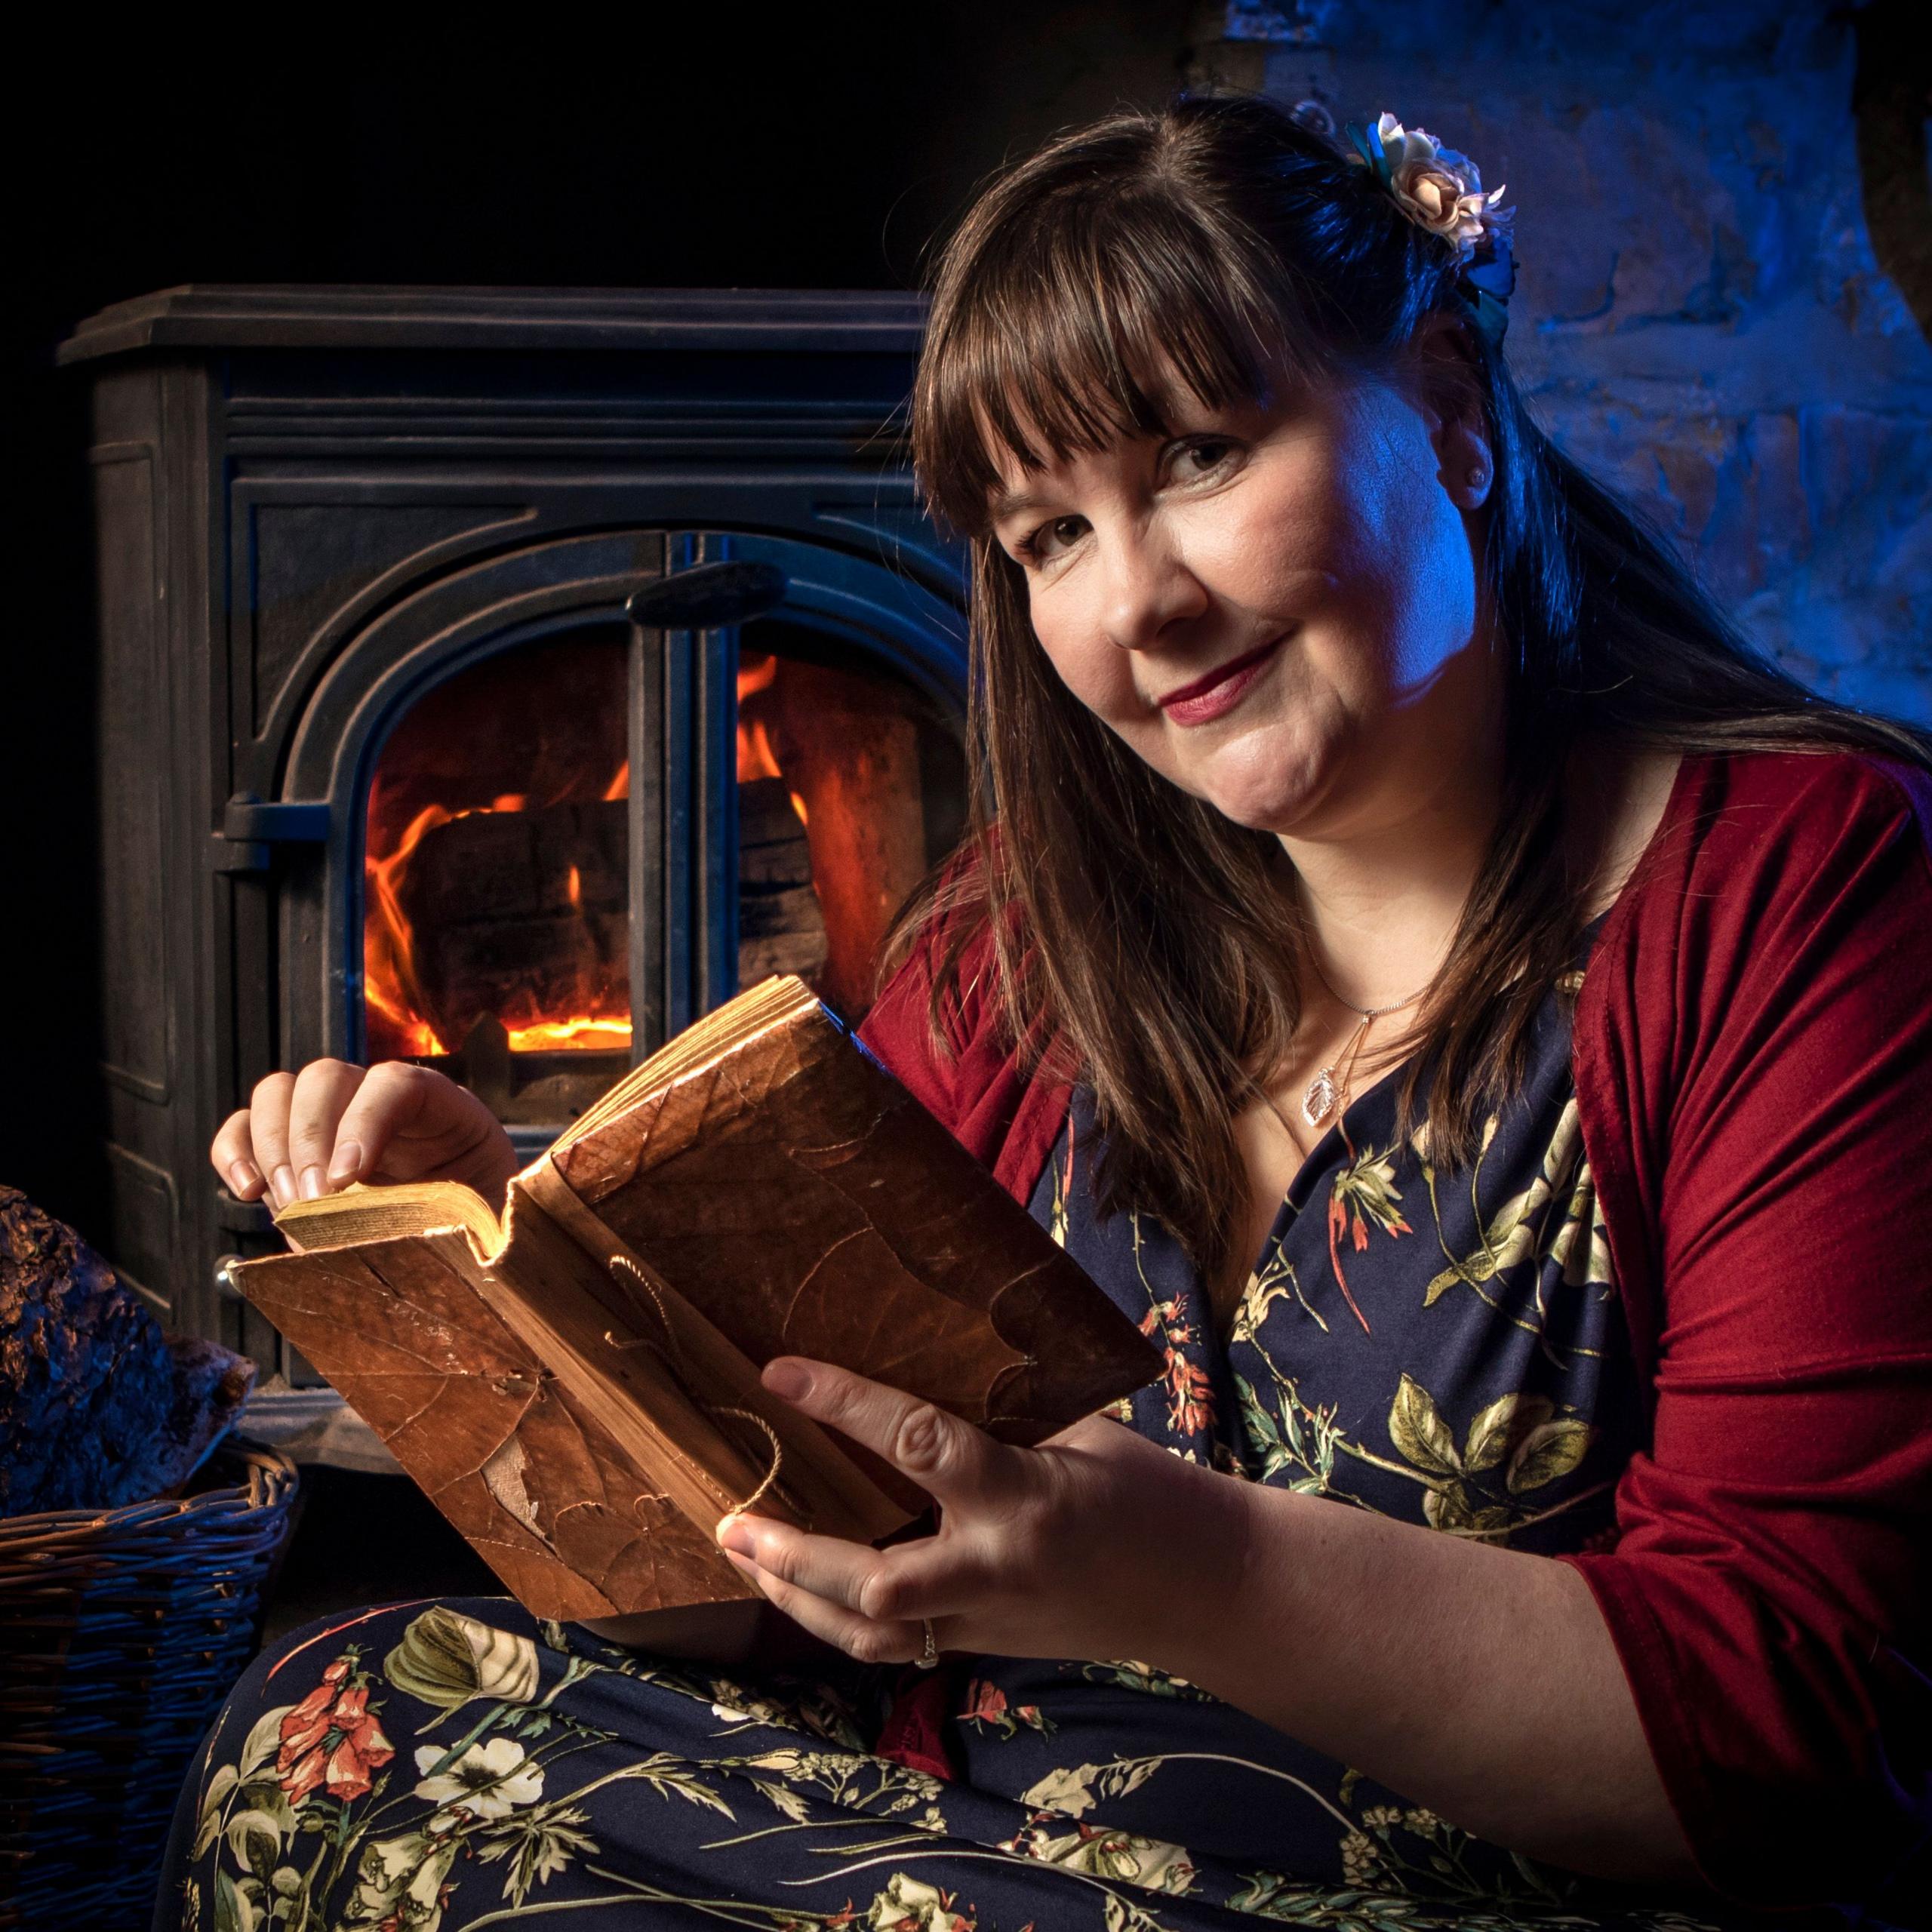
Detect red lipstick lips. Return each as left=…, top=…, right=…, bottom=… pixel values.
left=1158, top=636, right=1284, bottom=726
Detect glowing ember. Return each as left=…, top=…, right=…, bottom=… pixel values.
left=364, top=783, right=629, bottom=1060
left=506, top=1015, right=635, bottom=1052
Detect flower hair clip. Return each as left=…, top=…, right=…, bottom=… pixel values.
left=1347, top=112, right=1517, bottom=348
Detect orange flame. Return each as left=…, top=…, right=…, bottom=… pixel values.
left=737, top=656, right=784, bottom=782
left=735, top=654, right=808, bottom=828
left=364, top=801, right=456, bottom=1057
left=740, top=714, right=783, bottom=782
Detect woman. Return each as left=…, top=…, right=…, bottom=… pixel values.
left=180, top=97, right=1930, bottom=1930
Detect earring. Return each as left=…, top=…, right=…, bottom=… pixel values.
left=1467, top=463, right=1487, bottom=489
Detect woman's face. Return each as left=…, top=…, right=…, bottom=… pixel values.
left=988, top=356, right=1501, bottom=848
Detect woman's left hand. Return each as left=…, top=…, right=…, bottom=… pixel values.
left=714, top=1355, right=1247, bottom=1669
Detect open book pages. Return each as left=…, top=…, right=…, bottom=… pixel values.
left=557, top=974, right=819, bottom=1152
left=271, top=1177, right=504, bottom=1259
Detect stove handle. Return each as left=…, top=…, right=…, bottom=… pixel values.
left=214, top=795, right=333, bottom=874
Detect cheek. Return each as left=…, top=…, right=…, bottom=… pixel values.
left=1027, top=587, right=1134, bottom=716
left=1329, top=413, right=1480, bottom=681
left=1381, top=500, right=1478, bottom=685
left=1181, top=463, right=1332, bottom=609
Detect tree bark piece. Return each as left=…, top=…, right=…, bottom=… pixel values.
left=0, top=1188, right=254, bottom=1515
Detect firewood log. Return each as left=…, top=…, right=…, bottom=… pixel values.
left=758, top=658, right=928, bottom=1017
left=395, top=799, right=629, bottom=1048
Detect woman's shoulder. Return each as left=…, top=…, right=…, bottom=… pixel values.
left=1669, top=740, right=1926, bottom=857
left=1572, top=741, right=1932, bottom=1380
left=1580, top=741, right=1932, bottom=1093
left=1607, top=743, right=1930, bottom=946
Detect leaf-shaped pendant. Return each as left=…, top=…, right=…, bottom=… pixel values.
left=1302, top=1069, right=1339, bottom=1128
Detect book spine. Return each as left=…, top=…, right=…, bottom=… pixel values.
left=498, top=1175, right=910, bottom=1546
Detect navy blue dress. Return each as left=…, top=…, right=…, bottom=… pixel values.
left=955, top=933, right=1647, bottom=1907
left=158, top=931, right=1737, bottom=1932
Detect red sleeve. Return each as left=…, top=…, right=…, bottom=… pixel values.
left=1569, top=750, right=1932, bottom=1907
left=856, top=856, right=1074, bottom=1205
left=854, top=901, right=970, bottom=1137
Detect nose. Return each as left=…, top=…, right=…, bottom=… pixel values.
left=1097, top=521, right=1208, bottom=653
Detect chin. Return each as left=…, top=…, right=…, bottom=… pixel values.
left=1208, top=789, right=1312, bottom=836
left=1179, top=730, right=1325, bottom=835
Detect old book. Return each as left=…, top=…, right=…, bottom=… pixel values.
left=232, top=975, right=1158, bottom=1622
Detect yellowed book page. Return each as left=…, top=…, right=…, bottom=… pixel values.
left=272, top=1180, right=503, bottom=1257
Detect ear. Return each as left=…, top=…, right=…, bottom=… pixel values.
left=1412, top=314, right=1494, bottom=512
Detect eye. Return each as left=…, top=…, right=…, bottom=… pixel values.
left=1014, top=513, right=1089, bottom=565
left=1166, top=436, right=1242, bottom=483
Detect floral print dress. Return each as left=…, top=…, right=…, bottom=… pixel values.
left=158, top=932, right=1740, bottom=1932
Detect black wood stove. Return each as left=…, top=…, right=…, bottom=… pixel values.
left=60, top=288, right=968, bottom=1380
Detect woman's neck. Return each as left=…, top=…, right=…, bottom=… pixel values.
left=1277, top=755, right=1503, bottom=1011
left=1275, top=736, right=1684, bottom=1013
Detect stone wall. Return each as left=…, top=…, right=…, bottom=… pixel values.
left=1199, top=0, right=1932, bottom=724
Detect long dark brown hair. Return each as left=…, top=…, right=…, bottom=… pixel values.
left=880, top=92, right=1930, bottom=1298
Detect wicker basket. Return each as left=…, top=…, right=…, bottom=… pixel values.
left=0, top=1440, right=299, bottom=1932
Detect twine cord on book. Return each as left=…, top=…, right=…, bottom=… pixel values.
left=604, top=1255, right=789, bottom=1518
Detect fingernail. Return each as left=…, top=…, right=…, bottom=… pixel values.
left=763, top=1358, right=812, bottom=1401
left=227, top=1161, right=262, bottom=1199
left=270, top=1165, right=297, bottom=1209
left=715, top=1515, right=755, bottom=1558
left=299, top=1165, right=325, bottom=1201
left=328, top=1141, right=363, bottom=1185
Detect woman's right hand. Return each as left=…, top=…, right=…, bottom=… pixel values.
left=210, top=1061, right=519, bottom=1212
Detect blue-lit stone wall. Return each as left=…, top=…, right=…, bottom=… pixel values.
left=1225, top=0, right=1932, bottom=724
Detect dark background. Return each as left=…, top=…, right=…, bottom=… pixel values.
left=5, top=8, right=1193, bottom=1235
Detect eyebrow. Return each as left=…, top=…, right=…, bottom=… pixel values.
left=988, top=486, right=1051, bottom=525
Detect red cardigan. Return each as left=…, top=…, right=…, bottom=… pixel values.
left=855, top=749, right=1932, bottom=1909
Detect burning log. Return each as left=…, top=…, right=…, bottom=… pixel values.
left=360, top=635, right=937, bottom=1081
left=738, top=777, right=829, bottom=984
left=393, top=799, right=629, bottom=1053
